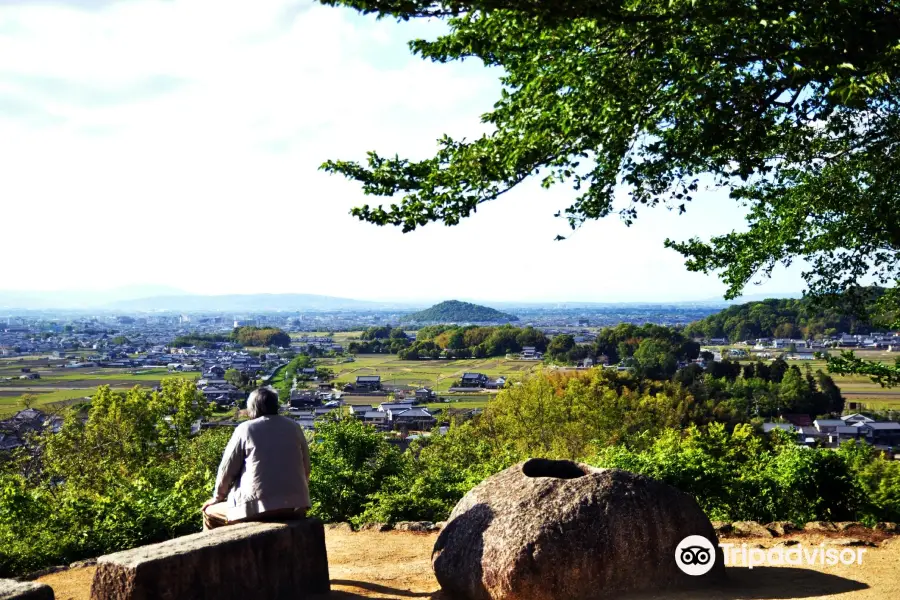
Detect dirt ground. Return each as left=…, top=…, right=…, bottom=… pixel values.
left=38, top=530, right=900, bottom=600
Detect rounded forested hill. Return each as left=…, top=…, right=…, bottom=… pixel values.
left=402, top=300, right=519, bottom=324
left=684, top=292, right=882, bottom=341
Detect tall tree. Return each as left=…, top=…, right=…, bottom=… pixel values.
left=319, top=0, right=900, bottom=379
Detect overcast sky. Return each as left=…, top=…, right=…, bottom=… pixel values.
left=0, top=0, right=808, bottom=303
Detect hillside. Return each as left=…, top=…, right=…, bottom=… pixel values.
left=684, top=291, right=884, bottom=341
left=401, top=300, right=519, bottom=323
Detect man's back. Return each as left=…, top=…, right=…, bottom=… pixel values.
left=225, top=415, right=311, bottom=520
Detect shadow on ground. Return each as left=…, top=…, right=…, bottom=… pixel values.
left=311, top=580, right=448, bottom=599
left=316, top=567, right=867, bottom=599
left=623, top=567, right=868, bottom=599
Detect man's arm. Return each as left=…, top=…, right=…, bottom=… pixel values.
left=212, top=428, right=244, bottom=502
left=298, top=427, right=311, bottom=478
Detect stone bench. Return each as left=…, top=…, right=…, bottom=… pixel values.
left=0, top=580, right=53, bottom=600
left=90, top=518, right=329, bottom=600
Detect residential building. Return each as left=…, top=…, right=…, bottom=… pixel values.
left=415, top=388, right=435, bottom=401
left=355, top=375, right=382, bottom=391
left=459, top=373, right=489, bottom=388
left=813, top=419, right=845, bottom=434
left=362, top=410, right=387, bottom=425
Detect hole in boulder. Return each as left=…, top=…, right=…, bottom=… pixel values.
left=522, top=458, right=586, bottom=479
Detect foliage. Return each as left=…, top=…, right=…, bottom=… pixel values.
left=402, top=300, right=518, bottom=323
left=837, top=442, right=900, bottom=523
left=826, top=350, right=900, bottom=388
left=0, top=380, right=224, bottom=577
left=361, top=326, right=393, bottom=340
left=171, top=333, right=231, bottom=348
left=685, top=293, right=883, bottom=341
left=17, top=394, right=37, bottom=410
left=358, top=422, right=520, bottom=524
left=307, top=417, right=405, bottom=524
left=224, top=369, right=255, bottom=392
left=591, top=323, right=700, bottom=365
left=0, top=369, right=896, bottom=576
left=318, top=1, right=900, bottom=381
left=232, top=327, right=291, bottom=348
left=400, top=324, right=547, bottom=359
left=480, top=369, right=742, bottom=457
left=348, top=338, right=407, bottom=354
left=319, top=1, right=900, bottom=298
left=592, top=423, right=865, bottom=524
left=633, top=338, right=679, bottom=379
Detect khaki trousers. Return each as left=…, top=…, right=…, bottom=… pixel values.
left=202, top=503, right=308, bottom=531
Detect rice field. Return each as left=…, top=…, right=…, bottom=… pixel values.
left=0, top=358, right=198, bottom=416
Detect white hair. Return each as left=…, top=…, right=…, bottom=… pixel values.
left=247, top=387, right=279, bottom=419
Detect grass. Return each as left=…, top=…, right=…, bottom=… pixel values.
left=0, top=365, right=201, bottom=417
left=0, top=389, right=95, bottom=417
left=267, top=363, right=289, bottom=388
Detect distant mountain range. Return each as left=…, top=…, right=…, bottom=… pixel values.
left=401, top=300, right=519, bottom=323
left=0, top=287, right=805, bottom=313
left=0, top=288, right=409, bottom=312
left=108, top=293, right=406, bottom=312
left=0, top=285, right=187, bottom=310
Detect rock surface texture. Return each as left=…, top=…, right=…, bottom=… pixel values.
left=0, top=580, right=53, bottom=600
left=89, top=519, right=329, bottom=600
left=433, top=459, right=725, bottom=600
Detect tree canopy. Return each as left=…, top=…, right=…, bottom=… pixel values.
left=319, top=0, right=900, bottom=305
left=232, top=326, right=291, bottom=348
left=402, top=300, right=518, bottom=323
left=684, top=292, right=883, bottom=341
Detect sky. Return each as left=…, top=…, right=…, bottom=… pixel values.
left=0, top=0, right=809, bottom=303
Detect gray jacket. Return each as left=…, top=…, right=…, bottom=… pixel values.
left=213, top=415, right=311, bottom=521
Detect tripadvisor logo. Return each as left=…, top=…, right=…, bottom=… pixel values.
left=675, top=535, right=869, bottom=574
left=675, top=535, right=716, bottom=576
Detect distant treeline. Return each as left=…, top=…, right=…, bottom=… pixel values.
left=346, top=323, right=704, bottom=365
left=232, top=326, right=291, bottom=348
left=171, top=333, right=232, bottom=348
left=685, top=290, right=886, bottom=341
left=171, top=326, right=291, bottom=349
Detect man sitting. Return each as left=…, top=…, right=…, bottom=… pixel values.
left=201, top=386, right=311, bottom=530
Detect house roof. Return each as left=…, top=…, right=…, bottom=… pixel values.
left=461, top=372, right=486, bottom=379
left=842, top=413, right=875, bottom=422
left=363, top=410, right=386, bottom=419
left=393, top=408, right=434, bottom=419
left=357, top=375, right=381, bottom=382
left=814, top=419, right=845, bottom=427
left=837, top=426, right=865, bottom=434
left=869, top=422, right=900, bottom=430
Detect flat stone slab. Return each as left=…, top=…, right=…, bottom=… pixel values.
left=0, top=580, right=53, bottom=600
left=90, top=518, right=329, bottom=600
